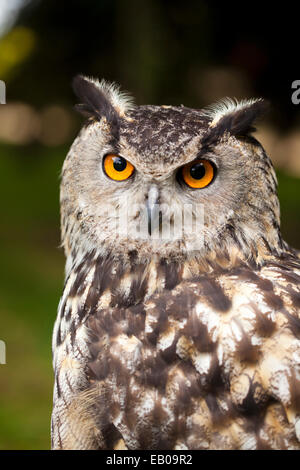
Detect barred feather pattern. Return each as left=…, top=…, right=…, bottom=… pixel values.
left=52, top=251, right=300, bottom=450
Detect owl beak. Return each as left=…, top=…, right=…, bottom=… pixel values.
left=146, top=185, right=159, bottom=236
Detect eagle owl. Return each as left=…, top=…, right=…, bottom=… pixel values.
left=51, top=75, right=300, bottom=450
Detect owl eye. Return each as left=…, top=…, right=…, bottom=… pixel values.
left=181, top=159, right=215, bottom=189
left=103, top=154, right=135, bottom=181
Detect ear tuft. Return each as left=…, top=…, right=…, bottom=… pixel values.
left=96, top=78, right=135, bottom=116
left=203, top=98, right=269, bottom=138
left=72, top=75, right=134, bottom=121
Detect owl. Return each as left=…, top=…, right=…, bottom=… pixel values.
left=51, top=75, right=300, bottom=450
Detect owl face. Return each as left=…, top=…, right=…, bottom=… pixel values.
left=60, top=76, right=283, bottom=264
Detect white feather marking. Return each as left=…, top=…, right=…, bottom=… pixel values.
left=261, top=356, right=291, bottom=405
left=231, top=319, right=243, bottom=342
left=157, top=328, right=176, bottom=351
left=251, top=335, right=262, bottom=346
left=293, top=350, right=300, bottom=381
left=174, top=442, right=188, bottom=450
left=295, top=417, right=300, bottom=441
left=195, top=302, right=219, bottom=342
left=217, top=344, right=223, bottom=366
left=193, top=352, right=212, bottom=376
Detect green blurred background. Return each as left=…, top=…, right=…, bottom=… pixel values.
left=0, top=0, right=299, bottom=450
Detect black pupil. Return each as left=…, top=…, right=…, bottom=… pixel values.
left=190, top=162, right=206, bottom=180
left=113, top=156, right=127, bottom=171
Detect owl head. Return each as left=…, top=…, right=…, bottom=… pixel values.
left=60, top=75, right=285, bottom=270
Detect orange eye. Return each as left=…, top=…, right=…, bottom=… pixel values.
left=181, top=159, right=215, bottom=189
left=103, top=154, right=135, bottom=181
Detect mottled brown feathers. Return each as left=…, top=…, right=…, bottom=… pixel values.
left=53, top=251, right=300, bottom=449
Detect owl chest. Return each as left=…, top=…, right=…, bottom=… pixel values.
left=54, top=257, right=300, bottom=449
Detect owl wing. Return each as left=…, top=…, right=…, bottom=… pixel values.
left=84, top=254, right=300, bottom=450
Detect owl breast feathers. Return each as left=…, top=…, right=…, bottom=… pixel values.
left=51, top=76, right=300, bottom=450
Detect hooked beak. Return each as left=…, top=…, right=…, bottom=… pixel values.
left=146, top=185, right=159, bottom=236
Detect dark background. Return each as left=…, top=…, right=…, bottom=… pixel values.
left=0, top=0, right=299, bottom=449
